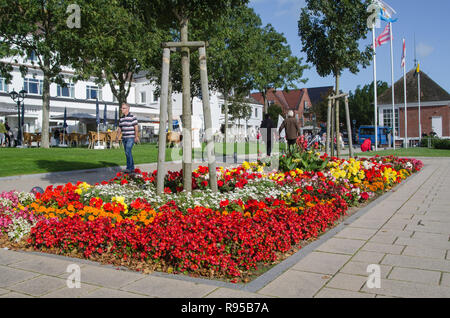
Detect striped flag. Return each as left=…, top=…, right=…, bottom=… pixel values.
left=401, top=38, right=406, bottom=68
left=375, top=23, right=391, bottom=48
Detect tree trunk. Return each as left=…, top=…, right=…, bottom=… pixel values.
left=262, top=89, right=269, bottom=114
left=180, top=18, right=192, bottom=192
left=335, top=74, right=341, bottom=159
left=41, top=64, right=51, bottom=149
left=223, top=92, right=228, bottom=162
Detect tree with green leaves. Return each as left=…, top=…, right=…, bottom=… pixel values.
left=298, top=0, right=373, bottom=107
left=0, top=0, right=78, bottom=148
left=62, top=0, right=163, bottom=115
left=347, top=80, right=389, bottom=126
left=251, top=24, right=308, bottom=114
left=267, top=103, right=283, bottom=124
left=140, top=0, right=248, bottom=192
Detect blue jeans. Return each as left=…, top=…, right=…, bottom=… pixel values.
left=122, top=138, right=135, bottom=172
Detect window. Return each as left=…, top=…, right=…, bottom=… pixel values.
left=86, top=85, right=102, bottom=100
left=0, top=78, right=8, bottom=92
left=24, top=78, right=43, bottom=95
left=57, top=83, right=75, bottom=98
left=153, top=91, right=158, bottom=102
left=383, top=109, right=399, bottom=132
left=304, top=101, right=309, bottom=109
left=255, top=107, right=258, bottom=118
left=28, top=51, right=38, bottom=63
left=140, top=92, right=146, bottom=104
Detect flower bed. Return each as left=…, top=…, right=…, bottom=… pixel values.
left=0, top=154, right=423, bottom=282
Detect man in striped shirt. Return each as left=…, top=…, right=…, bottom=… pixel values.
left=116, top=103, right=139, bottom=173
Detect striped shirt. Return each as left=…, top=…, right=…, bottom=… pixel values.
left=119, top=113, right=138, bottom=139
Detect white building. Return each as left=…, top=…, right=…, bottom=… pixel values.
left=0, top=54, right=263, bottom=144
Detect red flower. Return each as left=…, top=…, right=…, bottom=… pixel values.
left=164, top=187, right=172, bottom=194
left=121, top=179, right=128, bottom=185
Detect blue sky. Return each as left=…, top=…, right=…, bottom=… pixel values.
left=248, top=0, right=450, bottom=94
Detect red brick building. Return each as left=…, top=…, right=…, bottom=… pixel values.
left=378, top=69, right=450, bottom=140
left=250, top=88, right=314, bottom=126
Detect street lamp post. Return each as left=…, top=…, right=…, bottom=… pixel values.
left=9, top=90, right=27, bottom=147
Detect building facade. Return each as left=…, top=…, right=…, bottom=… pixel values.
left=378, top=69, right=450, bottom=140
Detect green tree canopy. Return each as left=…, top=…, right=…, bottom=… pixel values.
left=0, top=0, right=80, bottom=148
left=347, top=80, right=389, bottom=126
left=252, top=24, right=308, bottom=113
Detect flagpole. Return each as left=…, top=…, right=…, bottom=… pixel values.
left=418, top=62, right=421, bottom=141
left=403, top=49, right=408, bottom=149
left=389, top=22, right=396, bottom=150
left=372, top=24, right=378, bottom=151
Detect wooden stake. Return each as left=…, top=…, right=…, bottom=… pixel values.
left=344, top=96, right=354, bottom=158
left=326, top=99, right=332, bottom=155
left=198, top=46, right=218, bottom=192
left=156, top=48, right=170, bottom=195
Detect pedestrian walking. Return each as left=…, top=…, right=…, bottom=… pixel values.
left=260, top=113, right=276, bottom=157
left=116, top=103, right=139, bottom=173
left=0, top=120, right=6, bottom=147
left=278, top=111, right=300, bottom=154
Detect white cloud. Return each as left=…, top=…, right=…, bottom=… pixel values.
left=417, top=42, right=434, bottom=58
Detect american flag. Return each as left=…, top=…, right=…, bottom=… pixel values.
left=375, top=23, right=391, bottom=48
left=401, top=38, right=406, bottom=68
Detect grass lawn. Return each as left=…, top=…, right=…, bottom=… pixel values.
left=0, top=141, right=282, bottom=177
left=358, top=147, right=450, bottom=158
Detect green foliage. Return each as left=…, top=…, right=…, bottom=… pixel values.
left=279, top=146, right=328, bottom=172
left=347, top=81, right=389, bottom=126
left=61, top=0, right=163, bottom=108
left=267, top=104, right=283, bottom=124
left=421, top=137, right=450, bottom=150
left=252, top=24, right=308, bottom=112
left=228, top=94, right=253, bottom=123
left=298, top=0, right=373, bottom=79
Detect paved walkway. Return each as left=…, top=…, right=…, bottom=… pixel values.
left=1, top=157, right=449, bottom=298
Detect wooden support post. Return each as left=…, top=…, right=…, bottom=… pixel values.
left=344, top=96, right=354, bottom=158
left=331, top=101, right=335, bottom=158
left=326, top=99, right=332, bottom=155
left=336, top=99, right=341, bottom=159
left=181, top=23, right=192, bottom=192
left=156, top=48, right=170, bottom=195
left=198, top=46, right=218, bottom=192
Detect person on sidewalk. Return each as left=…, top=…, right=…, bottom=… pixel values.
left=116, top=103, right=139, bottom=173
left=278, top=111, right=300, bottom=154
left=260, top=113, right=276, bottom=157
left=0, top=120, right=6, bottom=147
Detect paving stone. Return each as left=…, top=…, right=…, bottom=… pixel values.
left=441, top=273, right=450, bottom=287
left=206, top=288, right=272, bottom=298
left=368, top=233, right=397, bottom=245
left=41, top=283, right=100, bottom=298
left=381, top=254, right=450, bottom=272
left=12, top=255, right=84, bottom=277
left=258, top=270, right=329, bottom=298
left=314, top=288, right=375, bottom=298
left=292, top=252, right=351, bottom=274
left=402, top=246, right=446, bottom=259
left=0, top=249, right=33, bottom=266
left=340, top=261, right=392, bottom=279
left=350, top=218, right=388, bottom=229
left=314, top=238, right=365, bottom=255
left=395, top=237, right=450, bottom=250
left=407, top=224, right=450, bottom=235
left=9, top=276, right=66, bottom=297
left=325, top=273, right=368, bottom=291
left=351, top=251, right=385, bottom=264
left=362, top=242, right=405, bottom=254
left=334, top=227, right=377, bottom=241
left=0, top=265, right=40, bottom=288
left=121, top=276, right=216, bottom=298
left=66, top=265, right=144, bottom=289
left=411, top=232, right=450, bottom=242
left=388, top=267, right=441, bottom=285
left=0, top=292, right=34, bottom=298
left=82, top=288, right=149, bottom=298
left=0, top=288, right=8, bottom=296
left=361, top=278, right=450, bottom=298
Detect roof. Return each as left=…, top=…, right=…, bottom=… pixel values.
left=250, top=88, right=306, bottom=111
left=307, top=86, right=334, bottom=105
left=378, top=69, right=450, bottom=105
